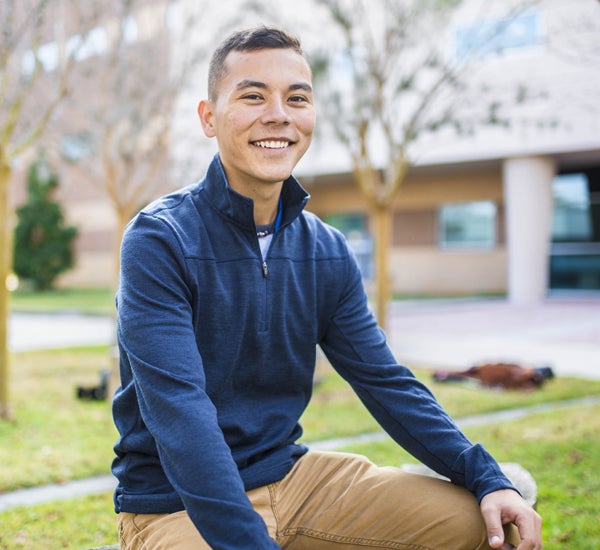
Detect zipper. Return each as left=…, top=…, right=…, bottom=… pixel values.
left=260, top=195, right=283, bottom=279
left=258, top=198, right=283, bottom=327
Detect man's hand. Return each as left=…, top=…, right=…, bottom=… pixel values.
left=480, top=489, right=542, bottom=550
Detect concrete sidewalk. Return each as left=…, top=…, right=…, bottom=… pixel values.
left=9, top=312, right=114, bottom=352
left=387, top=295, right=600, bottom=380
left=9, top=294, right=600, bottom=379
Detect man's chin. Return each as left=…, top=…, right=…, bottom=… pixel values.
left=259, top=167, right=296, bottom=184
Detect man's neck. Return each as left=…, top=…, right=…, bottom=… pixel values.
left=228, top=179, right=283, bottom=226
left=253, top=195, right=280, bottom=226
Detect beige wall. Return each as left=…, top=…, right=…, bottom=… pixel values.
left=305, top=164, right=507, bottom=295
left=57, top=252, right=114, bottom=288
left=56, top=201, right=118, bottom=288
left=390, top=247, right=507, bottom=294
left=13, top=156, right=509, bottom=294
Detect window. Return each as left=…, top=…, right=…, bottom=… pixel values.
left=165, top=2, right=181, bottom=29
left=325, top=212, right=366, bottom=236
left=60, top=133, right=96, bottom=162
left=122, top=16, right=138, bottom=44
left=21, top=26, right=108, bottom=76
left=439, top=201, right=496, bottom=249
left=550, top=171, right=599, bottom=291
left=325, top=212, right=373, bottom=279
left=552, top=173, right=592, bottom=242
left=69, top=26, right=108, bottom=62
left=454, top=12, right=541, bottom=61
left=21, top=41, right=59, bottom=74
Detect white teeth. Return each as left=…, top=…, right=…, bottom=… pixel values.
left=254, top=140, right=289, bottom=149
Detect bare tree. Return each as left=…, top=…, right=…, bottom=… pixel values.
left=56, top=0, right=258, bottom=396
left=76, top=0, right=191, bottom=286
left=0, top=0, right=262, bottom=408
left=312, top=0, right=542, bottom=329
left=65, top=0, right=253, bottom=288
left=0, top=0, right=99, bottom=419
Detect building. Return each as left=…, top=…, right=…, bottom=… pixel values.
left=11, top=0, right=600, bottom=302
left=294, top=0, right=600, bottom=302
left=11, top=0, right=182, bottom=288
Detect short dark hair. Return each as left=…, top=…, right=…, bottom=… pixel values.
left=208, top=26, right=305, bottom=100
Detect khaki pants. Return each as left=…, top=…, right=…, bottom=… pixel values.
left=118, top=451, right=519, bottom=549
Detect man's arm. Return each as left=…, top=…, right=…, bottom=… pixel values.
left=319, top=246, right=517, bottom=499
left=116, top=213, right=279, bottom=549
left=318, top=244, right=542, bottom=546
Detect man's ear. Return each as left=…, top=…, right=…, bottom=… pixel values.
left=198, top=100, right=216, bottom=138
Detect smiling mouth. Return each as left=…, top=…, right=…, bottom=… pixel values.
left=252, top=140, right=292, bottom=149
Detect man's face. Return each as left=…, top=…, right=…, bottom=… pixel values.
left=198, top=48, right=315, bottom=196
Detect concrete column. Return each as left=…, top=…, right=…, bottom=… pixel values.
left=503, top=156, right=556, bottom=304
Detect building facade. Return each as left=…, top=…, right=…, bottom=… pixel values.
left=295, top=0, right=600, bottom=302
left=11, top=0, right=600, bottom=302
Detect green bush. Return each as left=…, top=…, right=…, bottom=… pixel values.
left=13, top=156, right=78, bottom=290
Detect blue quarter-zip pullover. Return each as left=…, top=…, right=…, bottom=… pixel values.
left=112, top=154, right=516, bottom=549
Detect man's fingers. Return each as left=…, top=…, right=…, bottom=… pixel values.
left=480, top=499, right=506, bottom=548
left=488, top=534, right=505, bottom=548
left=514, top=509, right=543, bottom=550
left=480, top=489, right=542, bottom=550
left=482, top=514, right=505, bottom=548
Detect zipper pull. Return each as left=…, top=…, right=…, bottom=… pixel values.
left=262, top=262, right=268, bottom=278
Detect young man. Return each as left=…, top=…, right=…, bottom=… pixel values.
left=112, top=26, right=542, bottom=550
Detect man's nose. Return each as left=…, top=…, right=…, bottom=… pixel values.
left=261, top=97, right=291, bottom=124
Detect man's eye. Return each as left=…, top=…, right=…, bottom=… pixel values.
left=289, top=95, right=309, bottom=103
left=243, top=93, right=263, bottom=101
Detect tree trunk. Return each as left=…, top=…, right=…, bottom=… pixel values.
left=0, top=154, right=13, bottom=419
left=106, top=203, right=135, bottom=399
left=372, top=201, right=393, bottom=332
left=114, top=205, right=131, bottom=291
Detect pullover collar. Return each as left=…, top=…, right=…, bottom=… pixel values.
left=201, top=154, right=311, bottom=233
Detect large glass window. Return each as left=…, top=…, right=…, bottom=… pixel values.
left=454, top=12, right=541, bottom=61
left=438, top=201, right=496, bottom=249
left=550, top=172, right=600, bottom=290
left=552, top=173, right=593, bottom=242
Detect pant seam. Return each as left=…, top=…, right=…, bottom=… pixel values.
left=268, top=482, right=282, bottom=540
left=281, top=526, right=434, bottom=550
left=128, top=513, right=149, bottom=549
left=118, top=515, right=126, bottom=548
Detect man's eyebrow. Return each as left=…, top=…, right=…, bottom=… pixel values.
left=234, top=80, right=313, bottom=93
left=235, top=79, right=267, bottom=91
left=289, top=82, right=313, bottom=93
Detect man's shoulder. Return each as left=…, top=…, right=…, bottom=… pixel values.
left=141, top=183, right=201, bottom=218
left=123, top=182, right=206, bottom=247
left=291, top=211, right=351, bottom=261
left=300, top=210, right=346, bottom=241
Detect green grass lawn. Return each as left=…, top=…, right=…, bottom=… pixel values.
left=299, top=362, right=600, bottom=441
left=0, top=492, right=117, bottom=550
left=1, top=350, right=599, bottom=549
left=0, top=347, right=117, bottom=493
left=10, top=287, right=115, bottom=316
